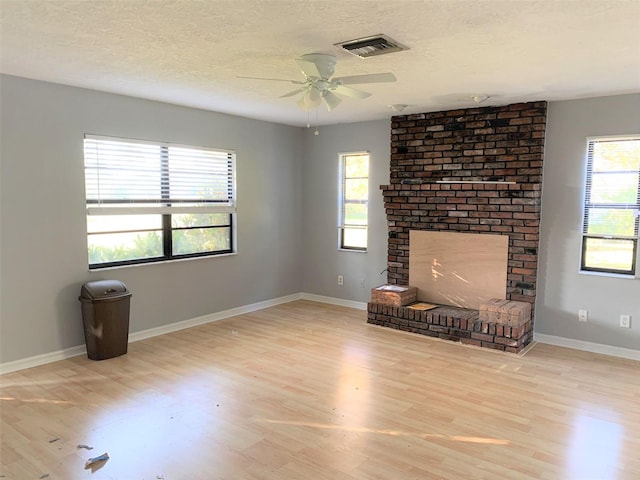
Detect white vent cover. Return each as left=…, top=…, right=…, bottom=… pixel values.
left=336, top=34, right=409, bottom=58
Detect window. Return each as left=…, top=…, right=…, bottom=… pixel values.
left=84, top=135, right=235, bottom=268
left=338, top=152, right=369, bottom=250
left=581, top=136, right=640, bottom=276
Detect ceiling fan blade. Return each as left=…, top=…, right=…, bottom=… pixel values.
left=280, top=87, right=307, bottom=98
left=295, top=58, right=322, bottom=79
left=322, top=91, right=342, bottom=111
left=295, top=53, right=336, bottom=79
left=332, top=72, right=397, bottom=85
left=237, top=75, right=304, bottom=84
left=332, top=85, right=372, bottom=99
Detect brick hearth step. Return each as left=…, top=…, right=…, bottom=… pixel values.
left=367, top=302, right=532, bottom=354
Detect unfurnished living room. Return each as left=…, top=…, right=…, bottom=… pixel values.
left=1, top=1, right=639, bottom=479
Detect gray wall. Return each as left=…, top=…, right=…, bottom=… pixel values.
left=0, top=75, right=303, bottom=363
left=300, top=120, right=390, bottom=301
left=2, top=74, right=638, bottom=365
left=537, top=94, right=640, bottom=350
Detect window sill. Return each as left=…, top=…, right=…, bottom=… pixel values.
left=89, top=252, right=237, bottom=272
left=338, top=248, right=368, bottom=253
left=579, top=269, right=637, bottom=280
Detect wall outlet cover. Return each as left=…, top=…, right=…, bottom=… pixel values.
left=620, top=314, right=631, bottom=328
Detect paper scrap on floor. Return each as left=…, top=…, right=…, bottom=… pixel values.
left=85, top=452, right=109, bottom=469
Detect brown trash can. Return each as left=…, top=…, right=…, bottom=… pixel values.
left=79, top=280, right=132, bottom=360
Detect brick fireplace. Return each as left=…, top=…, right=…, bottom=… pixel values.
left=367, top=101, right=547, bottom=353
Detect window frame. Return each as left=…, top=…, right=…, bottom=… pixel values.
left=580, top=135, right=640, bottom=277
left=338, top=151, right=370, bottom=252
left=84, top=134, right=236, bottom=269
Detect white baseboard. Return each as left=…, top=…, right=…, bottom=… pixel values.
left=128, top=293, right=303, bottom=343
left=6, top=295, right=634, bottom=374
left=0, top=293, right=303, bottom=375
left=299, top=292, right=367, bottom=310
left=0, top=345, right=88, bottom=375
left=534, top=333, right=640, bottom=361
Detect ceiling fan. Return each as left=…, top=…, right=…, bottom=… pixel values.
left=239, top=53, right=397, bottom=111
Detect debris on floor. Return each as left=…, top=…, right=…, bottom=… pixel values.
left=84, top=452, right=109, bottom=470
left=77, top=444, right=94, bottom=450
left=39, top=474, right=50, bottom=479
left=48, top=437, right=59, bottom=443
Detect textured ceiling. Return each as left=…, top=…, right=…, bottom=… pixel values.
left=1, top=0, right=639, bottom=127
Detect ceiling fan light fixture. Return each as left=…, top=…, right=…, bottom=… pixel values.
left=296, top=87, right=323, bottom=111
left=336, top=34, right=409, bottom=58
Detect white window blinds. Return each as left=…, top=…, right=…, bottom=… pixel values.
left=581, top=136, right=640, bottom=275
left=84, top=135, right=236, bottom=215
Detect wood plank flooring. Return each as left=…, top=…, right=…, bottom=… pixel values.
left=1, top=300, right=639, bottom=479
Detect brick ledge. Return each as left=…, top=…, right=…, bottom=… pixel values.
left=367, top=302, right=532, bottom=353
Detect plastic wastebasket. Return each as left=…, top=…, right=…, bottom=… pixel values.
left=79, top=280, right=132, bottom=360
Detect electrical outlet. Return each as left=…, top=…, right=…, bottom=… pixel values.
left=578, top=309, right=588, bottom=323
left=360, top=279, right=366, bottom=288
left=620, top=314, right=631, bottom=328
left=337, top=275, right=344, bottom=285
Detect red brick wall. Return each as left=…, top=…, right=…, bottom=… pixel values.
left=382, top=101, right=546, bottom=308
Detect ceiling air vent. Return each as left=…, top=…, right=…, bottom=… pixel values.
left=336, top=34, right=409, bottom=58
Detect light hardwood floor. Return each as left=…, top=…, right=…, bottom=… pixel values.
left=1, top=300, right=639, bottom=479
